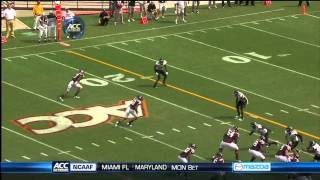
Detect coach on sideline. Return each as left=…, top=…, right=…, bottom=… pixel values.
left=3, top=3, right=16, bottom=39
left=33, top=0, right=43, bottom=30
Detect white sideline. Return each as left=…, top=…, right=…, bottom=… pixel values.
left=3, top=8, right=285, bottom=51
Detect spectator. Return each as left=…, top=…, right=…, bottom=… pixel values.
left=175, top=1, right=186, bottom=24
left=139, top=1, right=147, bottom=17
left=208, top=0, right=217, bottom=9
left=235, top=0, right=244, bottom=6
left=38, top=13, right=48, bottom=43
left=245, top=0, right=255, bottom=6
left=298, top=0, right=310, bottom=7
left=99, top=8, right=110, bottom=26
left=222, top=0, right=231, bottom=7
left=128, top=0, right=135, bottom=22
left=47, top=10, right=57, bottom=41
left=113, top=1, right=124, bottom=26
left=109, top=0, right=115, bottom=17
left=3, top=3, right=16, bottom=39
left=62, top=8, right=75, bottom=21
left=192, top=1, right=200, bottom=14
left=158, top=0, right=166, bottom=18
left=184, top=1, right=188, bottom=16
left=147, top=2, right=159, bottom=20
left=32, top=0, right=43, bottom=30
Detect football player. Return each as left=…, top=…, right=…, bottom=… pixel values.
left=218, top=126, right=240, bottom=161
left=234, top=90, right=248, bottom=121
left=59, top=70, right=85, bottom=102
left=153, top=57, right=168, bottom=88
left=275, top=141, right=292, bottom=162
left=178, top=143, right=197, bottom=163
left=249, top=122, right=278, bottom=147
left=289, top=149, right=300, bottom=162
left=115, top=95, right=143, bottom=127
left=249, top=136, right=267, bottom=162
left=285, top=126, right=303, bottom=149
left=212, top=152, right=224, bottom=163
left=306, top=141, right=320, bottom=162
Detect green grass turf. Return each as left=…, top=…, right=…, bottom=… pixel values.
left=2, top=1, right=320, bottom=180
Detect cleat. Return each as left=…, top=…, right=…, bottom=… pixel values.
left=74, top=96, right=80, bottom=99
left=234, top=115, right=239, bottom=119
left=127, top=122, right=132, bottom=127
left=115, top=121, right=120, bottom=127
left=182, top=19, right=187, bottom=23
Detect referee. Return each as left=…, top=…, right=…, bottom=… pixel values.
left=153, top=57, right=168, bottom=88
left=234, top=90, right=248, bottom=121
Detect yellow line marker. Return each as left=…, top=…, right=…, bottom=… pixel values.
left=67, top=50, right=320, bottom=140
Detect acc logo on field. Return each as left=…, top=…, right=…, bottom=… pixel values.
left=52, top=161, right=70, bottom=173
left=63, top=16, right=85, bottom=39
left=13, top=99, right=149, bottom=135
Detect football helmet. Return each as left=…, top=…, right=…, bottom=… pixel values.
left=189, top=143, right=197, bottom=149
left=137, top=95, right=143, bottom=101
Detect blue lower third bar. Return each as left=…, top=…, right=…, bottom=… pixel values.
left=1, top=162, right=52, bottom=173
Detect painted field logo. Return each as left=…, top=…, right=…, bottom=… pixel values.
left=13, top=100, right=148, bottom=135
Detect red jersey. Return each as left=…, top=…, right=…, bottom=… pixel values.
left=223, top=128, right=239, bottom=143
left=180, top=147, right=195, bottom=159
left=129, top=97, right=141, bottom=111
left=276, top=144, right=291, bottom=156
left=212, top=156, right=224, bottom=163
left=72, top=73, right=84, bottom=83
left=250, top=139, right=266, bottom=151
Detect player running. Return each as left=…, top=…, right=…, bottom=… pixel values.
left=115, top=95, right=143, bottom=127
left=212, top=152, right=224, bottom=163
left=59, top=70, right=85, bottom=101
left=153, top=57, right=168, bottom=88
left=306, top=141, right=320, bottom=162
left=233, top=90, right=248, bottom=121
left=218, top=126, right=240, bottom=161
left=285, top=126, right=303, bottom=149
left=178, top=144, right=197, bottom=163
left=249, top=136, right=267, bottom=162
left=249, top=122, right=278, bottom=147
left=275, top=141, right=292, bottom=162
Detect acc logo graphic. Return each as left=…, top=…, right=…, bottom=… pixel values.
left=63, top=16, right=85, bottom=39
left=13, top=100, right=148, bottom=135
left=52, top=161, right=70, bottom=173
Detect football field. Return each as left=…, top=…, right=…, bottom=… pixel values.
left=2, top=1, right=320, bottom=179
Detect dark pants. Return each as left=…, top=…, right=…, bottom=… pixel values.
left=298, top=0, right=310, bottom=6
left=99, top=17, right=109, bottom=26
left=153, top=71, right=167, bottom=87
left=236, top=100, right=246, bottom=118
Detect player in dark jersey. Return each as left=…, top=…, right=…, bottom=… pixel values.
left=153, top=57, right=168, bottom=88
left=219, top=126, right=240, bottom=161
left=285, top=126, right=303, bottom=150
left=212, top=152, right=224, bottom=163
left=115, top=95, right=143, bottom=127
left=178, top=144, right=196, bottom=163
left=275, top=141, right=292, bottom=162
left=249, top=136, right=267, bottom=162
left=234, top=90, right=248, bottom=121
left=249, top=122, right=278, bottom=147
left=306, top=141, right=320, bottom=162
left=59, top=70, right=85, bottom=102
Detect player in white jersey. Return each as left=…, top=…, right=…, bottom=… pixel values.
left=234, top=90, right=248, bottom=121
left=307, top=141, right=320, bottom=162
left=175, top=1, right=186, bottom=24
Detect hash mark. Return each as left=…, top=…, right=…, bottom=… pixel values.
left=40, top=152, right=48, bottom=157
left=91, top=143, right=100, bottom=147
left=186, top=32, right=193, bottom=35
left=280, top=110, right=289, bottom=114
left=107, top=140, right=116, bottom=144
left=311, top=105, right=320, bottom=109
left=58, top=151, right=71, bottom=155
left=199, top=30, right=207, bottom=33
left=187, top=126, right=196, bottom=130
left=4, top=159, right=11, bottom=162
left=220, top=122, right=231, bottom=125
left=142, top=136, right=154, bottom=139
left=75, top=146, right=83, bottom=150
left=20, top=56, right=28, bottom=59
left=124, top=137, right=133, bottom=141
left=265, top=112, right=273, bottom=116
left=279, top=18, right=286, bottom=21
left=172, top=128, right=181, bottom=132
left=203, top=123, right=212, bottom=127
left=135, top=40, right=141, bottom=43
left=22, top=156, right=31, bottom=160
left=121, top=42, right=128, bottom=45
left=156, top=131, right=165, bottom=135
left=160, top=36, right=167, bottom=39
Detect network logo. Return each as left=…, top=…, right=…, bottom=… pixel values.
left=52, top=161, right=70, bottom=173
left=63, top=17, right=85, bottom=39
left=233, top=162, right=271, bottom=172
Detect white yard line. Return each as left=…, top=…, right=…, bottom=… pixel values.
left=172, top=128, right=181, bottom=132
left=135, top=40, right=141, bottom=43
left=156, top=131, right=165, bottom=135
left=199, top=30, right=207, bottom=33
left=121, top=42, right=128, bottom=45
left=311, top=105, right=320, bottom=109
left=49, top=52, right=56, bottom=55
left=3, top=9, right=285, bottom=51
left=147, top=38, right=154, bottom=41
left=265, top=112, right=274, bottom=116
left=58, top=151, right=71, bottom=155
left=187, top=126, right=196, bottom=130
left=203, top=123, right=212, bottom=127
left=22, top=156, right=31, bottom=160
left=142, top=136, right=154, bottom=139
left=40, top=152, right=49, bottom=157
left=75, top=146, right=83, bottom=150
left=3, top=58, right=11, bottom=61
left=124, top=137, right=133, bottom=141
left=306, top=14, right=320, bottom=19
left=186, top=32, right=193, bottom=35
left=108, top=44, right=320, bottom=118
left=159, top=36, right=167, bottom=39
left=91, top=143, right=100, bottom=147
left=240, top=24, right=320, bottom=48
left=107, top=140, right=116, bottom=144
left=20, top=56, right=28, bottom=59
left=280, top=110, right=289, bottom=114
left=175, top=34, right=320, bottom=81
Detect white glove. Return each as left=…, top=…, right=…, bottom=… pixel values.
left=155, top=72, right=159, bottom=76
left=166, top=72, right=168, bottom=75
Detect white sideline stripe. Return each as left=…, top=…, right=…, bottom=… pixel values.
left=203, top=123, right=212, bottom=127
left=75, top=146, right=83, bottom=150
left=124, top=137, right=133, bottom=141
left=2, top=126, right=87, bottom=161
left=280, top=110, right=289, bottom=114
left=240, top=24, right=320, bottom=48
left=172, top=128, right=181, bottom=132
left=121, top=42, right=128, bottom=45
left=156, top=131, right=165, bottom=135
left=175, top=34, right=320, bottom=81
left=40, top=152, right=49, bottom=157
left=58, top=151, right=71, bottom=155
left=3, top=58, right=11, bottom=61
left=306, top=14, right=320, bottom=19
left=5, top=13, right=306, bottom=60
left=22, top=156, right=31, bottom=160
left=3, top=80, right=312, bottom=158
left=108, top=44, right=320, bottom=118
left=20, top=56, right=28, bottom=59
left=107, top=140, right=116, bottom=144
left=3, top=9, right=285, bottom=51
left=187, top=126, right=196, bottom=130
left=265, top=112, right=274, bottom=116
left=311, top=105, right=320, bottom=109
left=91, top=143, right=100, bottom=147
left=4, top=159, right=11, bottom=162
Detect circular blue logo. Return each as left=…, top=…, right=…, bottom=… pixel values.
left=63, top=16, right=85, bottom=39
